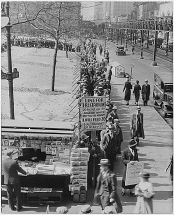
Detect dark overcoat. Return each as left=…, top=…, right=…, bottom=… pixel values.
left=133, top=84, right=141, bottom=102
left=141, top=84, right=150, bottom=101
left=2, top=157, right=26, bottom=184
left=123, top=81, right=132, bottom=101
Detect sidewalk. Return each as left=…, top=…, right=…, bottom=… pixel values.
left=1, top=45, right=173, bottom=214
left=96, top=48, right=173, bottom=213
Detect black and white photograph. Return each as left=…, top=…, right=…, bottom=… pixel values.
left=1, top=1, right=173, bottom=213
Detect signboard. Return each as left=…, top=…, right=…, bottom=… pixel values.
left=80, top=96, right=106, bottom=130
left=1, top=70, right=7, bottom=79
left=115, top=65, right=125, bottom=78
left=125, top=162, right=144, bottom=186
left=13, top=71, right=19, bottom=79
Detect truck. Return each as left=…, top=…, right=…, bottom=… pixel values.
left=153, top=72, right=173, bottom=117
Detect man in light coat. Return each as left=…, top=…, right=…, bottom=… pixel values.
left=130, top=106, right=145, bottom=145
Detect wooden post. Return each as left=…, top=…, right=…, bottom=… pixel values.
left=91, top=130, right=96, bottom=188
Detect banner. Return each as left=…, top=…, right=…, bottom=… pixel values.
left=125, top=162, right=144, bottom=186
left=80, top=96, right=106, bottom=130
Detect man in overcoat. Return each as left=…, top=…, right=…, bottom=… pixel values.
left=130, top=106, right=145, bottom=145
left=121, top=140, right=139, bottom=196
left=100, top=124, right=117, bottom=171
left=107, top=105, right=119, bottom=123
left=113, top=119, right=123, bottom=154
left=2, top=149, right=27, bottom=211
left=94, top=159, right=122, bottom=213
left=141, top=79, right=150, bottom=106
left=133, top=80, right=141, bottom=106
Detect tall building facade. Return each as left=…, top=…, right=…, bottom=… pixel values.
left=94, top=1, right=134, bottom=24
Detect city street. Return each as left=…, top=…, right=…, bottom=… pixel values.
left=2, top=42, right=173, bottom=213
left=1, top=1, right=173, bottom=214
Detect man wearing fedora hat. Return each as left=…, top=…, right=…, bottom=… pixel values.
left=113, top=119, right=123, bottom=154
left=107, top=105, right=119, bottom=124
left=121, top=139, right=139, bottom=196
left=141, top=79, right=150, bottom=106
left=2, top=149, right=28, bottom=211
left=94, top=159, right=122, bottom=213
left=100, top=124, right=117, bottom=171
left=130, top=106, right=145, bottom=145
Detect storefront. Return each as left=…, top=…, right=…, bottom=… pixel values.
left=1, top=120, right=74, bottom=203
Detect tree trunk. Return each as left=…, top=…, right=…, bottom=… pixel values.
left=66, top=45, right=68, bottom=58
left=51, top=39, right=58, bottom=91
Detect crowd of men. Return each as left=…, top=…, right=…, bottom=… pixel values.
left=1, top=35, right=81, bottom=53
left=76, top=40, right=112, bottom=99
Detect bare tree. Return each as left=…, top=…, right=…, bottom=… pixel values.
left=7, top=1, right=81, bottom=91
left=2, top=1, right=81, bottom=91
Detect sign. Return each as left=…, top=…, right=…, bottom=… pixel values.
left=13, top=71, right=19, bottom=79
left=80, top=96, right=106, bottom=130
left=1, top=70, right=7, bottom=79
left=115, top=65, right=125, bottom=78
left=1, top=70, right=19, bottom=79
left=125, top=162, right=144, bottom=186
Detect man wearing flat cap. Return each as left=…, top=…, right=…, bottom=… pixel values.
left=107, top=105, right=119, bottom=124
left=121, top=140, right=139, bottom=196
left=94, top=159, right=122, bottom=213
left=113, top=119, right=123, bottom=154
left=2, top=149, right=27, bottom=211
left=141, top=79, right=150, bottom=106
left=130, top=106, right=145, bottom=145
left=100, top=124, right=117, bottom=171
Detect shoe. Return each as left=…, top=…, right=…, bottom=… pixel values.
left=130, top=192, right=136, bottom=197
left=16, top=206, right=23, bottom=212
left=11, top=207, right=16, bottom=211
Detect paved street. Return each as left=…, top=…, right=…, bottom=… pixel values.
left=1, top=42, right=173, bottom=213
left=96, top=46, right=173, bottom=213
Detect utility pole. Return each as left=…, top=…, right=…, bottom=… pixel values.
left=140, top=29, right=144, bottom=59
left=6, top=1, right=15, bottom=119
left=152, top=18, right=158, bottom=66
left=165, top=31, right=169, bottom=56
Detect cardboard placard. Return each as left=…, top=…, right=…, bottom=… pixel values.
left=125, top=162, right=144, bottom=186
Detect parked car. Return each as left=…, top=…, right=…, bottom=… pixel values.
left=168, top=41, right=173, bottom=52
left=156, top=38, right=164, bottom=48
left=160, top=41, right=173, bottom=52
left=153, top=72, right=173, bottom=118
left=161, top=42, right=167, bottom=50
left=115, top=45, right=126, bottom=55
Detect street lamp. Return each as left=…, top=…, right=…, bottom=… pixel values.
left=152, top=17, right=158, bottom=66
left=2, top=2, right=15, bottom=119
left=140, top=29, right=144, bottom=59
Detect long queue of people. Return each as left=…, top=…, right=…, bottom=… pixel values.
left=72, top=39, right=156, bottom=213
left=6, top=35, right=81, bottom=52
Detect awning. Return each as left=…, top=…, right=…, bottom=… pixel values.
left=1, top=120, right=74, bottom=137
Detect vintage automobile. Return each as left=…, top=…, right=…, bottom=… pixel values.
left=153, top=72, right=173, bottom=118
left=115, top=45, right=126, bottom=56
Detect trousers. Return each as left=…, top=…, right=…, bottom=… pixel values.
left=6, top=183, right=22, bottom=210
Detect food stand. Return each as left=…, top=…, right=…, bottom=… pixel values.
left=1, top=120, right=74, bottom=203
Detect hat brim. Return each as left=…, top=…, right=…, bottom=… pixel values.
left=129, top=143, right=137, bottom=147
left=98, top=163, right=110, bottom=166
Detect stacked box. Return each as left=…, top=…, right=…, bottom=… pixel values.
left=69, top=148, right=90, bottom=195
